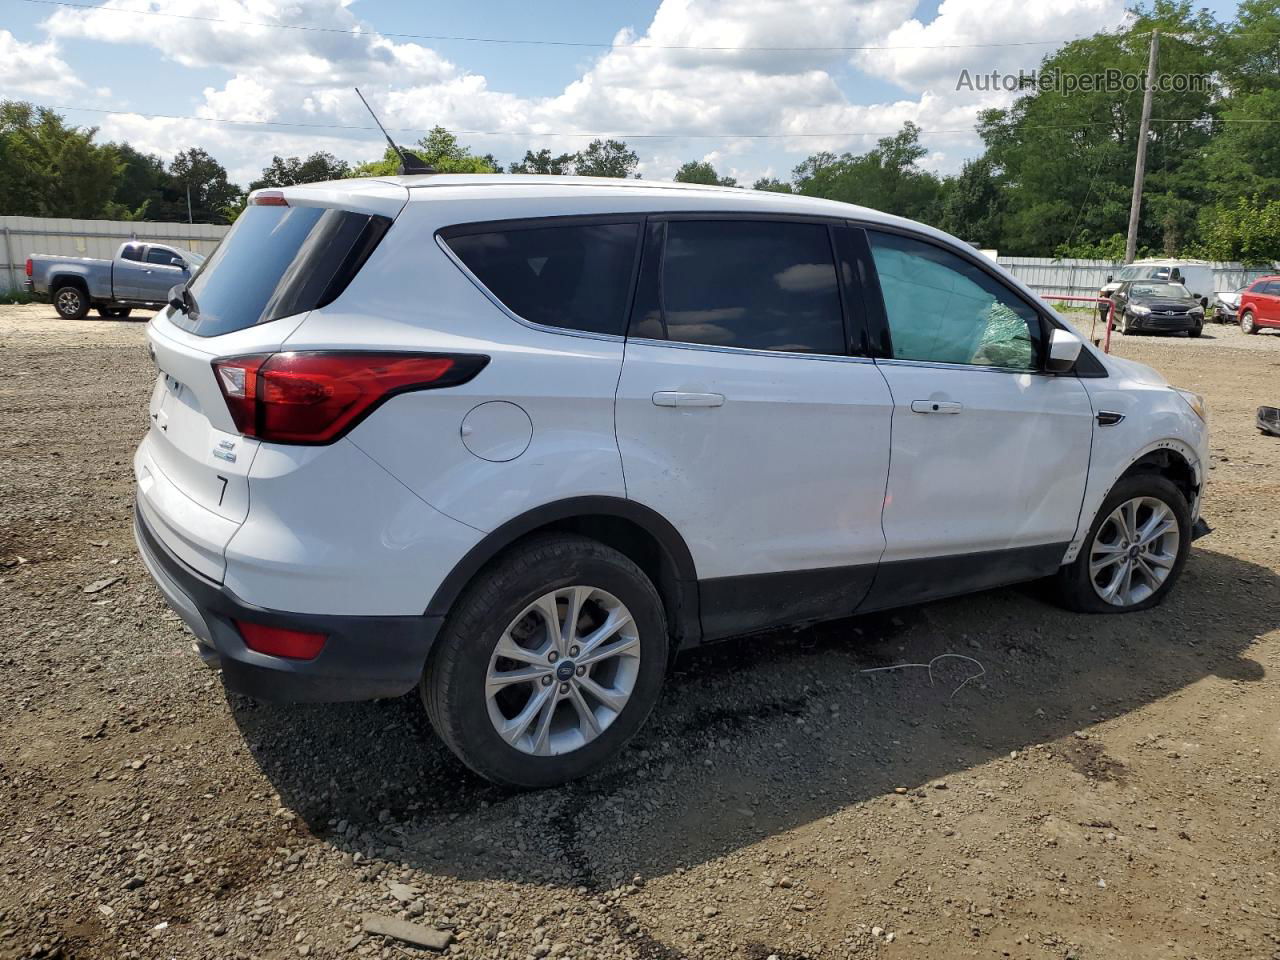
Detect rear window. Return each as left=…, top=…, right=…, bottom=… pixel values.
left=441, top=220, right=640, bottom=336
left=174, top=204, right=391, bottom=337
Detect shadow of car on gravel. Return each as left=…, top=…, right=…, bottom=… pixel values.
left=228, top=544, right=1274, bottom=892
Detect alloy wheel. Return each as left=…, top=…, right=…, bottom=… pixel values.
left=1089, top=496, right=1180, bottom=607
left=57, top=289, right=82, bottom=315
left=485, top=585, right=640, bottom=757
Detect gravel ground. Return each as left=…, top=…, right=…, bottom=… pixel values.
left=1, top=303, right=1277, bottom=960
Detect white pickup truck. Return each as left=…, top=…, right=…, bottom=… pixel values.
left=25, top=241, right=206, bottom=320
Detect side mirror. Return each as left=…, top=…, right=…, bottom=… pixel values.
left=1046, top=327, right=1084, bottom=373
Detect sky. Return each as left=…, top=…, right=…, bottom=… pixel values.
left=0, top=0, right=1244, bottom=189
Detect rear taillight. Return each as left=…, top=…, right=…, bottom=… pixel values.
left=212, top=351, right=488, bottom=445
left=235, top=620, right=326, bottom=660
left=25, top=258, right=32, bottom=277
left=250, top=190, right=288, bottom=206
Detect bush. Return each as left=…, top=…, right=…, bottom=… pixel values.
left=0, top=289, right=37, bottom=305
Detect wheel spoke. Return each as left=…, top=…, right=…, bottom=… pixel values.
left=1122, top=500, right=1140, bottom=542
left=493, top=631, right=548, bottom=668
left=577, top=675, right=629, bottom=713
left=486, top=664, right=552, bottom=695
left=577, top=607, right=634, bottom=658
left=530, top=593, right=563, bottom=653
left=1137, top=504, right=1172, bottom=544
left=530, top=691, right=558, bottom=756
left=1117, top=560, right=1135, bottom=605
left=499, top=684, right=554, bottom=747
left=579, top=633, right=639, bottom=667
left=567, top=684, right=602, bottom=741
left=561, top=585, right=591, bottom=649
left=1144, top=549, right=1175, bottom=570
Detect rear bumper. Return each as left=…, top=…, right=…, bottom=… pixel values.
left=134, top=502, right=442, bottom=703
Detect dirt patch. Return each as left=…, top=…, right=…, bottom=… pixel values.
left=1, top=303, right=1278, bottom=960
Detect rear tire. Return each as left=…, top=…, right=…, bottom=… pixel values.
left=1054, top=475, right=1191, bottom=614
left=53, top=285, right=89, bottom=320
left=97, top=306, right=132, bottom=319
left=1241, top=310, right=1258, bottom=335
left=422, top=534, right=668, bottom=789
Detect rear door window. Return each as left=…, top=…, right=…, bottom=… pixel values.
left=441, top=220, right=641, bottom=336
left=175, top=203, right=391, bottom=337
left=646, top=219, right=846, bottom=355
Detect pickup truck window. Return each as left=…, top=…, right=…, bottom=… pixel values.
left=121, top=245, right=143, bottom=262
left=145, top=247, right=180, bottom=266
left=174, top=203, right=391, bottom=337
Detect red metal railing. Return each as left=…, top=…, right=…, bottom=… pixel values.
left=1042, top=295, right=1117, bottom=353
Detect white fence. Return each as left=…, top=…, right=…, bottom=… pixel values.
left=1, top=216, right=230, bottom=293
left=996, top=256, right=1276, bottom=300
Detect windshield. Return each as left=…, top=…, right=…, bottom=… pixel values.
left=1131, top=282, right=1189, bottom=299
left=1116, top=266, right=1170, bottom=281
left=175, top=203, right=391, bottom=337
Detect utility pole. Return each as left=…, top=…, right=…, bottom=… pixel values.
left=1124, top=29, right=1159, bottom=264
left=186, top=182, right=193, bottom=225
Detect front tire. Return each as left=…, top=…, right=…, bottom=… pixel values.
left=422, top=534, right=668, bottom=789
left=1241, top=310, right=1258, bottom=335
left=53, top=285, right=89, bottom=320
left=1189, top=321, right=1203, bottom=338
left=1054, top=475, right=1191, bottom=614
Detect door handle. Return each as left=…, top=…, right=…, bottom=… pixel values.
left=652, top=391, right=725, bottom=408
left=910, top=400, right=963, bottom=414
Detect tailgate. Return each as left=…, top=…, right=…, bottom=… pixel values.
left=139, top=318, right=264, bottom=580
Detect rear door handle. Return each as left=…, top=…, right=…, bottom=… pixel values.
left=652, top=391, right=725, bottom=408
left=910, top=400, right=963, bottom=414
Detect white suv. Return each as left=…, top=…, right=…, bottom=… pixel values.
left=134, top=175, right=1209, bottom=787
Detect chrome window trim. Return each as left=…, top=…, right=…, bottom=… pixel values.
left=874, top=356, right=1046, bottom=376
left=434, top=233, right=625, bottom=345
left=626, top=335, right=876, bottom=364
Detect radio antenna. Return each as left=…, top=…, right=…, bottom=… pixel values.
left=354, top=87, right=434, bottom=175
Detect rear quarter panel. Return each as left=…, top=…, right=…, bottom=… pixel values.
left=282, top=198, right=629, bottom=535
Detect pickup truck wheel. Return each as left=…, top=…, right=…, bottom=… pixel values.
left=421, top=533, right=668, bottom=789
left=1053, top=475, right=1191, bottom=614
left=53, top=285, right=89, bottom=320
left=97, top=307, right=132, bottom=319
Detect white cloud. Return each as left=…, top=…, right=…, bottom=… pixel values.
left=0, top=29, right=84, bottom=99
left=853, top=0, right=1126, bottom=94
left=38, top=0, right=1133, bottom=187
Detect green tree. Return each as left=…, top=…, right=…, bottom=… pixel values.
left=791, top=123, right=942, bottom=222
left=975, top=1, right=1218, bottom=255
left=751, top=176, right=793, bottom=193
left=159, top=147, right=244, bottom=224
left=0, top=101, right=123, bottom=218
left=509, top=148, right=576, bottom=175
left=937, top=157, right=1003, bottom=247
left=107, top=142, right=167, bottom=219
left=573, top=139, right=639, bottom=178
left=251, top=151, right=351, bottom=190
left=673, top=160, right=737, bottom=186
left=1198, top=196, right=1280, bottom=263
left=351, top=126, right=498, bottom=177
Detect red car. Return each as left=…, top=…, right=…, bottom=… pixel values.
left=1239, top=275, right=1280, bottom=334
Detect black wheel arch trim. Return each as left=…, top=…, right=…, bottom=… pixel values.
left=423, top=495, right=702, bottom=645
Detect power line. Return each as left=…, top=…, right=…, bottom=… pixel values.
left=36, top=103, right=1126, bottom=139
left=36, top=104, right=1280, bottom=142
left=19, top=0, right=1101, bottom=51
